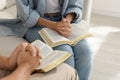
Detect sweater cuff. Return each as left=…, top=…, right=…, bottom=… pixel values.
left=24, top=10, right=40, bottom=27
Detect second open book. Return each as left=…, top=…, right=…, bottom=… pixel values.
left=31, top=40, right=71, bottom=73
left=39, top=20, right=93, bottom=47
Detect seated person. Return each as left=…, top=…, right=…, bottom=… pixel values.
left=0, top=43, right=79, bottom=80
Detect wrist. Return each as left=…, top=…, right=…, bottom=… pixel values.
left=18, top=64, right=33, bottom=74
left=49, top=21, right=58, bottom=30
left=65, top=13, right=75, bottom=22
left=37, top=17, right=56, bottom=29
left=7, top=58, right=17, bottom=71
left=0, top=58, right=15, bottom=71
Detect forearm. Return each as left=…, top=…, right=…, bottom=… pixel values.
left=65, top=13, right=75, bottom=23
left=0, top=56, right=15, bottom=71
left=37, top=14, right=75, bottom=29
left=0, top=56, right=9, bottom=70
left=37, top=17, right=57, bottom=29
left=1, top=64, right=31, bottom=80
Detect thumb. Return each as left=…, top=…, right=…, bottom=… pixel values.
left=61, top=18, right=67, bottom=22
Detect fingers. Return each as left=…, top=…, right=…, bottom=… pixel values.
left=26, top=44, right=37, bottom=57
left=58, top=22, right=71, bottom=30
left=16, top=43, right=42, bottom=72
left=57, top=22, right=71, bottom=37
left=25, top=44, right=42, bottom=59
left=61, top=18, right=71, bottom=23
left=8, top=43, right=28, bottom=69
left=29, top=46, right=42, bottom=66
left=18, top=43, right=42, bottom=59
left=10, top=42, right=28, bottom=56
left=27, top=47, right=41, bottom=65
left=59, top=30, right=71, bottom=37
left=20, top=43, right=29, bottom=54
left=17, top=50, right=40, bottom=71
left=34, top=46, right=42, bottom=59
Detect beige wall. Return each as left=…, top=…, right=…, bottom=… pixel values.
left=92, top=0, right=120, bottom=17
left=0, top=0, right=6, bottom=10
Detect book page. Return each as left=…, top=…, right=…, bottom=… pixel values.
left=67, top=20, right=89, bottom=41
left=36, top=50, right=71, bottom=72
left=31, top=40, right=53, bottom=58
left=43, top=28, right=69, bottom=43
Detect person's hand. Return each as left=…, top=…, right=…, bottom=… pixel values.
left=17, top=44, right=42, bottom=72
left=49, top=19, right=71, bottom=37
left=61, top=18, right=71, bottom=23
left=57, top=13, right=75, bottom=37
left=58, top=18, right=72, bottom=37
left=8, top=43, right=28, bottom=70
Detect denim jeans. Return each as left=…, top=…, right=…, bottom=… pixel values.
left=24, top=15, right=93, bottom=80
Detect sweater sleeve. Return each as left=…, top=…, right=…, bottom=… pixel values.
left=64, top=0, right=83, bottom=23
left=16, top=0, right=40, bottom=28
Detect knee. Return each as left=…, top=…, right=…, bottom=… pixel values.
left=74, top=39, right=93, bottom=62
left=75, top=39, right=93, bottom=55
left=53, top=44, right=75, bottom=66
left=53, top=44, right=74, bottom=54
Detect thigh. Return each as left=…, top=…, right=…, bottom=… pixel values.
left=30, top=63, right=79, bottom=80
left=53, top=44, right=75, bottom=67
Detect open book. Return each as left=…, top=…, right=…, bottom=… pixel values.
left=31, top=40, right=71, bottom=73
left=39, top=20, right=93, bottom=47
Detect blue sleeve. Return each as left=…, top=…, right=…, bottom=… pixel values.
left=16, top=0, right=40, bottom=28
left=65, top=0, right=83, bottom=23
